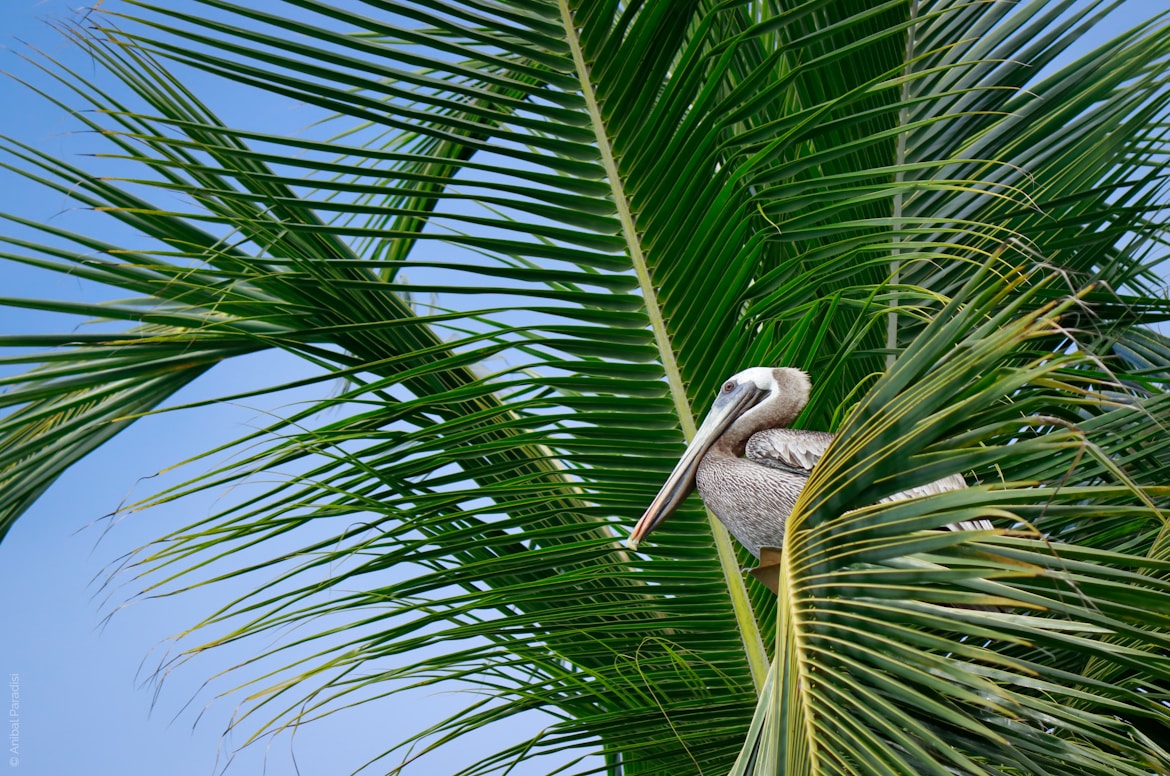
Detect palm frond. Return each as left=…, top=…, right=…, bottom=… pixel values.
left=2, top=1, right=1170, bottom=774
left=738, top=263, right=1170, bottom=774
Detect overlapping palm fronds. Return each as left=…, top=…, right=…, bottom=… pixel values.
left=3, top=1, right=1170, bottom=773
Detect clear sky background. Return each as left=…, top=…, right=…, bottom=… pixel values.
left=0, top=2, right=561, bottom=774
left=0, top=2, right=1163, bottom=775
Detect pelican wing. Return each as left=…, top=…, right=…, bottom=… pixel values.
left=882, top=473, right=967, bottom=502
left=745, top=428, right=834, bottom=474
left=748, top=429, right=992, bottom=532
left=885, top=473, right=993, bottom=532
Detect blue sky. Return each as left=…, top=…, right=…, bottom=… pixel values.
left=0, top=1, right=1164, bottom=775
left=0, top=2, right=563, bottom=774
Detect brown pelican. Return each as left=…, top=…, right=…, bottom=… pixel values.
left=628, top=367, right=987, bottom=558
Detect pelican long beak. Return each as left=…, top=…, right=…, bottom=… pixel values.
left=627, top=386, right=763, bottom=551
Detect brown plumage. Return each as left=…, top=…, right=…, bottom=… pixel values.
left=628, top=367, right=988, bottom=557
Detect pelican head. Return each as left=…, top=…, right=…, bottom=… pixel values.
left=627, top=367, right=810, bottom=550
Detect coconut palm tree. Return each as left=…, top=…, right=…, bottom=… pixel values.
left=4, top=0, right=1170, bottom=773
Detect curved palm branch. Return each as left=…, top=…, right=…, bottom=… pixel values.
left=2, top=1, right=1170, bottom=774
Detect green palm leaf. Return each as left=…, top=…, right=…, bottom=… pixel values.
left=3, top=1, right=1170, bottom=773
left=736, top=264, right=1170, bottom=774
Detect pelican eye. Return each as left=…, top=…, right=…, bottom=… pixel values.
left=721, top=380, right=736, bottom=394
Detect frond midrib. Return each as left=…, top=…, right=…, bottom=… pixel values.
left=556, top=0, right=768, bottom=692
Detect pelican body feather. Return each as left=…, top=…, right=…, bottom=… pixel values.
left=629, top=367, right=987, bottom=558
